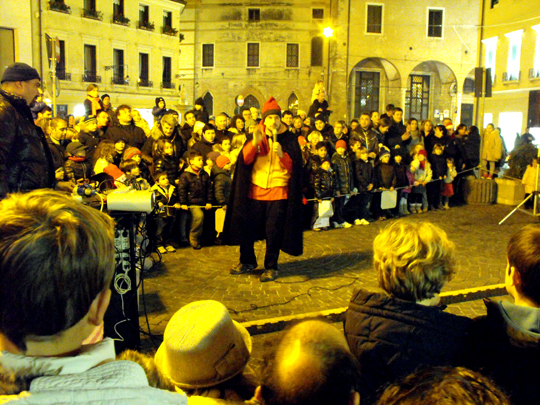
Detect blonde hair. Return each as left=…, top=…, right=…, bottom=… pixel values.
left=374, top=221, right=456, bottom=301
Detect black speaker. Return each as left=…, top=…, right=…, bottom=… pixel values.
left=485, top=68, right=492, bottom=98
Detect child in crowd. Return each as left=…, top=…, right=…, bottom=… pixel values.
left=152, top=97, right=168, bottom=123
left=178, top=150, right=212, bottom=250
left=113, top=138, right=126, bottom=166
left=393, top=151, right=412, bottom=216
left=373, top=149, right=396, bottom=221
left=92, top=140, right=115, bottom=175
left=428, top=143, right=447, bottom=210
left=83, top=83, right=102, bottom=116
left=331, top=139, right=353, bottom=228
left=154, top=139, right=180, bottom=185
left=151, top=171, right=180, bottom=254
left=193, top=124, right=217, bottom=161
left=307, top=130, right=322, bottom=153
left=205, top=151, right=220, bottom=176
left=123, top=146, right=151, bottom=183
left=441, top=157, right=457, bottom=209
left=120, top=159, right=150, bottom=190
left=214, top=136, right=233, bottom=161
left=311, top=80, right=326, bottom=103
left=312, top=158, right=334, bottom=231
left=213, top=155, right=232, bottom=210
left=410, top=149, right=432, bottom=213
left=65, top=141, right=91, bottom=184
left=353, top=146, right=373, bottom=225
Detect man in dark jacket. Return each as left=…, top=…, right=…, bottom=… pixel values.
left=464, top=225, right=540, bottom=405
left=344, top=221, right=471, bottom=405
left=106, top=104, right=146, bottom=150
left=0, top=63, right=73, bottom=198
left=180, top=110, right=196, bottom=144
left=384, top=107, right=407, bottom=149
left=224, top=97, right=304, bottom=282
left=353, top=112, right=380, bottom=160
left=193, top=97, right=209, bottom=123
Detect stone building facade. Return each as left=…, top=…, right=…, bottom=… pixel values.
left=480, top=0, right=540, bottom=150
left=181, top=0, right=481, bottom=125
left=0, top=0, right=33, bottom=77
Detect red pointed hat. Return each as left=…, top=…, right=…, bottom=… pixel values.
left=262, top=97, right=281, bottom=121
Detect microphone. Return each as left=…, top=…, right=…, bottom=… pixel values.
left=272, top=128, right=277, bottom=144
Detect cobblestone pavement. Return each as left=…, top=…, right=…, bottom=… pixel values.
left=138, top=203, right=536, bottom=351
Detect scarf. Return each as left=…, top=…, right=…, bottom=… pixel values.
left=86, top=96, right=101, bottom=115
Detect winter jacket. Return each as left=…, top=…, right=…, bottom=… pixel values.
left=374, top=162, right=396, bottom=189
left=307, top=99, right=330, bottom=121
left=78, top=130, right=103, bottom=161
left=106, top=123, right=146, bottom=150
left=193, top=138, right=217, bottom=161
left=393, top=162, right=410, bottom=188
left=313, top=167, right=334, bottom=200
left=152, top=183, right=178, bottom=217
left=331, top=152, right=353, bottom=195
left=354, top=158, right=373, bottom=193
left=178, top=166, right=212, bottom=206
left=429, top=154, right=447, bottom=180
left=143, top=126, right=185, bottom=164
left=411, top=159, right=433, bottom=184
left=152, top=106, right=168, bottom=122
left=0, top=338, right=187, bottom=404
left=180, top=122, right=194, bottom=144
left=344, top=289, right=471, bottom=405
left=353, top=128, right=380, bottom=155
left=212, top=166, right=231, bottom=205
left=0, top=90, right=55, bottom=198
left=464, top=299, right=540, bottom=405
left=426, top=133, right=458, bottom=160
left=193, top=98, right=209, bottom=124
left=65, top=158, right=91, bottom=182
left=46, top=138, right=66, bottom=172
left=460, top=132, right=481, bottom=167
left=384, top=121, right=406, bottom=149
left=154, top=154, right=180, bottom=185
left=482, top=129, right=503, bottom=162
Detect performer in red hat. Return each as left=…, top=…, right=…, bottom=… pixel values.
left=224, top=97, right=304, bottom=282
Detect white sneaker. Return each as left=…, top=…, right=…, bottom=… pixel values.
left=332, top=222, right=343, bottom=228
left=343, top=222, right=353, bottom=228
left=354, top=219, right=362, bottom=226
left=360, top=218, right=370, bottom=225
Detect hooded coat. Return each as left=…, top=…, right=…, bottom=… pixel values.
left=223, top=123, right=304, bottom=256
left=193, top=97, right=209, bottom=124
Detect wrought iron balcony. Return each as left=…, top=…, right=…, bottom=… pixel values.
left=82, top=8, right=103, bottom=20
left=83, top=72, right=101, bottom=83
left=161, top=81, right=174, bottom=89
left=49, top=0, right=71, bottom=13
left=138, top=21, right=155, bottom=31
left=138, top=78, right=153, bottom=88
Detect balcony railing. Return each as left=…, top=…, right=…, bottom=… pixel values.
left=56, top=68, right=71, bottom=81
left=502, top=71, right=520, bottom=82
left=138, top=78, right=153, bottom=88
left=83, top=72, right=101, bottom=83
left=529, top=68, right=540, bottom=79
left=82, top=8, right=103, bottom=20
left=49, top=0, right=71, bottom=13
left=161, top=81, right=174, bottom=89
left=138, top=21, right=155, bottom=31
left=111, top=76, right=127, bottom=85
left=112, top=14, right=130, bottom=26
left=162, top=26, right=178, bottom=36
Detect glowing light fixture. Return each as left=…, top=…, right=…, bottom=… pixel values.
left=323, top=27, right=334, bottom=38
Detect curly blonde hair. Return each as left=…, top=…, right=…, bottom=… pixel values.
left=374, top=221, right=456, bottom=302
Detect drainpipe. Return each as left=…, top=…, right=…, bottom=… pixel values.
left=475, top=0, right=486, bottom=127
left=345, top=0, right=351, bottom=121
left=38, top=0, right=44, bottom=81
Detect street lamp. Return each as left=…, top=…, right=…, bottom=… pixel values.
left=323, top=27, right=334, bottom=102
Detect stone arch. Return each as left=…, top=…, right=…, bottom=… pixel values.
left=405, top=61, right=457, bottom=121
left=244, top=95, right=260, bottom=110
left=287, top=92, right=299, bottom=115
left=349, top=57, right=402, bottom=119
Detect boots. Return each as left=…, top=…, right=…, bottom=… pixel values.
left=399, top=200, right=410, bottom=216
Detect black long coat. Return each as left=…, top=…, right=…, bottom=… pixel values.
left=223, top=123, right=304, bottom=256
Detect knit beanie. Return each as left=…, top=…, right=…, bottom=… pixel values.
left=82, top=115, right=97, bottom=124
left=417, top=149, right=428, bottom=159
left=379, top=149, right=391, bottom=159
left=1, top=63, right=40, bottom=83
left=124, top=147, right=142, bottom=161
left=104, top=164, right=126, bottom=181
left=216, top=155, right=231, bottom=169
left=156, top=97, right=165, bottom=106
left=101, top=94, right=110, bottom=101
left=262, top=97, right=281, bottom=121
left=207, top=151, right=220, bottom=162
left=336, top=140, right=347, bottom=150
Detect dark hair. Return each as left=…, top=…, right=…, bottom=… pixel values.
left=456, top=123, right=467, bottom=132
left=507, top=225, right=540, bottom=306
left=260, top=321, right=360, bottom=405
left=385, top=104, right=395, bottom=112
left=360, top=112, right=371, bottom=118
left=115, top=104, right=131, bottom=117
left=119, top=159, right=139, bottom=174
left=468, top=125, right=479, bottom=137
left=351, top=119, right=359, bottom=124
left=282, top=110, right=293, bottom=118
left=184, top=110, right=195, bottom=118
left=153, top=171, right=168, bottom=182
left=203, top=124, right=216, bottom=133
left=316, top=141, right=327, bottom=150
left=380, top=117, right=391, bottom=128
left=435, top=124, right=448, bottom=137
left=394, top=107, right=403, bottom=113
left=376, top=366, right=509, bottom=405
left=188, top=149, right=203, bottom=160
left=0, top=190, right=115, bottom=351
left=220, top=136, right=231, bottom=144
left=407, top=118, right=418, bottom=125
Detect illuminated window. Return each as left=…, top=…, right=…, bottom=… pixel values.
left=482, top=36, right=498, bottom=82
left=505, top=29, right=523, bottom=81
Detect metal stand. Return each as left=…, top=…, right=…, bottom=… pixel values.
left=499, top=147, right=540, bottom=225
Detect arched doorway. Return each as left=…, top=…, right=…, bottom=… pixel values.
left=244, top=95, right=260, bottom=110
left=288, top=93, right=299, bottom=115
left=349, top=58, right=401, bottom=119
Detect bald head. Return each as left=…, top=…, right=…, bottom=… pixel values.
left=260, top=321, right=360, bottom=405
